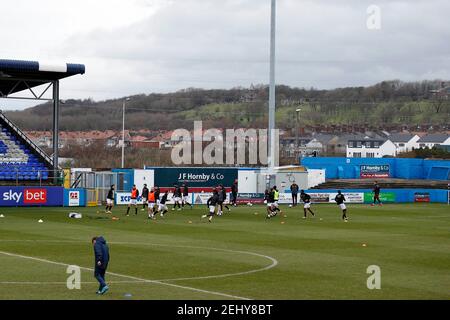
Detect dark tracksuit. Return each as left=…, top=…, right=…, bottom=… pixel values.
left=106, top=188, right=115, bottom=211
left=160, top=193, right=168, bottom=204
left=207, top=193, right=219, bottom=216
left=142, top=187, right=149, bottom=208
left=174, top=187, right=182, bottom=198
left=107, top=189, right=114, bottom=201
left=218, top=188, right=229, bottom=212
left=373, top=185, right=381, bottom=204
left=218, top=190, right=224, bottom=203
left=142, top=187, right=149, bottom=200
left=300, top=193, right=311, bottom=203
left=335, top=193, right=347, bottom=219
left=268, top=191, right=276, bottom=214
left=335, top=194, right=346, bottom=205
left=221, top=189, right=227, bottom=202
left=290, top=184, right=299, bottom=206
left=222, top=189, right=229, bottom=209
left=160, top=193, right=168, bottom=215
left=93, top=236, right=110, bottom=291
left=182, top=186, right=190, bottom=206
left=160, top=193, right=168, bottom=205
left=173, top=186, right=182, bottom=208
left=300, top=192, right=314, bottom=217
left=231, top=183, right=238, bottom=205
left=264, top=190, right=270, bottom=202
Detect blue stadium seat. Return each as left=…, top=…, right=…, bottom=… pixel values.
left=1, top=125, right=50, bottom=182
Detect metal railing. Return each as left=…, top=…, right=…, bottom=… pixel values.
left=0, top=111, right=54, bottom=167
left=0, top=169, right=65, bottom=186
left=69, top=171, right=117, bottom=205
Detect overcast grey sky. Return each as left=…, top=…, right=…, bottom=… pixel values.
left=1, top=0, right=449, bottom=110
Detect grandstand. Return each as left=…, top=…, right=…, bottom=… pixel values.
left=0, top=111, right=52, bottom=184
left=0, top=58, right=85, bottom=185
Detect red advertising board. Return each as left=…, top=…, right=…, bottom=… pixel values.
left=23, top=189, right=48, bottom=204
left=414, top=193, right=430, bottom=203
left=360, top=165, right=390, bottom=179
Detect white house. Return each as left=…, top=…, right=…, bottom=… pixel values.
left=441, top=136, right=450, bottom=146
left=388, top=133, right=420, bottom=153
left=346, top=138, right=397, bottom=158
left=416, top=134, right=450, bottom=149
left=298, top=138, right=323, bottom=157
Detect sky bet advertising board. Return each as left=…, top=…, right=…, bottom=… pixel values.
left=360, top=165, right=390, bottom=178
left=154, top=168, right=238, bottom=188
left=0, top=187, right=64, bottom=207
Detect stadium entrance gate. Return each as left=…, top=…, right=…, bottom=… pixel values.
left=70, top=170, right=117, bottom=206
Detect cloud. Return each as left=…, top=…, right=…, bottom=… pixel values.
left=1, top=0, right=449, bottom=109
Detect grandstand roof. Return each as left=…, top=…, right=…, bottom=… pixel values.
left=0, top=59, right=85, bottom=97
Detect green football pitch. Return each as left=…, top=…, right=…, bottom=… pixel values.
left=0, top=203, right=448, bottom=300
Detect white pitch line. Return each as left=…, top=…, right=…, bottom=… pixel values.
left=0, top=240, right=279, bottom=282
left=0, top=250, right=251, bottom=300
left=0, top=280, right=145, bottom=285
left=155, top=253, right=276, bottom=281
left=109, top=241, right=279, bottom=282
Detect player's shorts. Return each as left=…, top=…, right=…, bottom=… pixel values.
left=273, top=201, right=279, bottom=207
left=106, top=198, right=114, bottom=206
left=209, top=205, right=216, bottom=214
left=304, top=202, right=311, bottom=209
left=130, top=198, right=137, bottom=205
left=159, top=204, right=168, bottom=212
left=149, top=202, right=155, bottom=209
left=174, top=197, right=181, bottom=203
left=142, top=197, right=148, bottom=204
left=267, top=202, right=273, bottom=207
left=183, top=195, right=189, bottom=202
left=339, top=203, right=347, bottom=210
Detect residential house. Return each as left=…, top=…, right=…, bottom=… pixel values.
left=388, top=133, right=420, bottom=153
left=130, top=135, right=162, bottom=149
left=311, top=133, right=338, bottom=155
left=25, top=130, right=131, bottom=149
left=150, top=130, right=176, bottom=148
left=280, top=136, right=312, bottom=158
left=347, top=137, right=397, bottom=158
left=416, top=134, right=450, bottom=149
left=25, top=131, right=52, bottom=148
left=298, top=138, right=323, bottom=157
left=328, top=134, right=367, bottom=155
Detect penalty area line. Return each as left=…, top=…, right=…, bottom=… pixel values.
left=0, top=250, right=251, bottom=300
left=0, top=280, right=145, bottom=285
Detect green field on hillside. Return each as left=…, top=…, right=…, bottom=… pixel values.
left=0, top=203, right=449, bottom=300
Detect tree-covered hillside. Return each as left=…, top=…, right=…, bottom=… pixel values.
left=5, top=80, right=449, bottom=131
